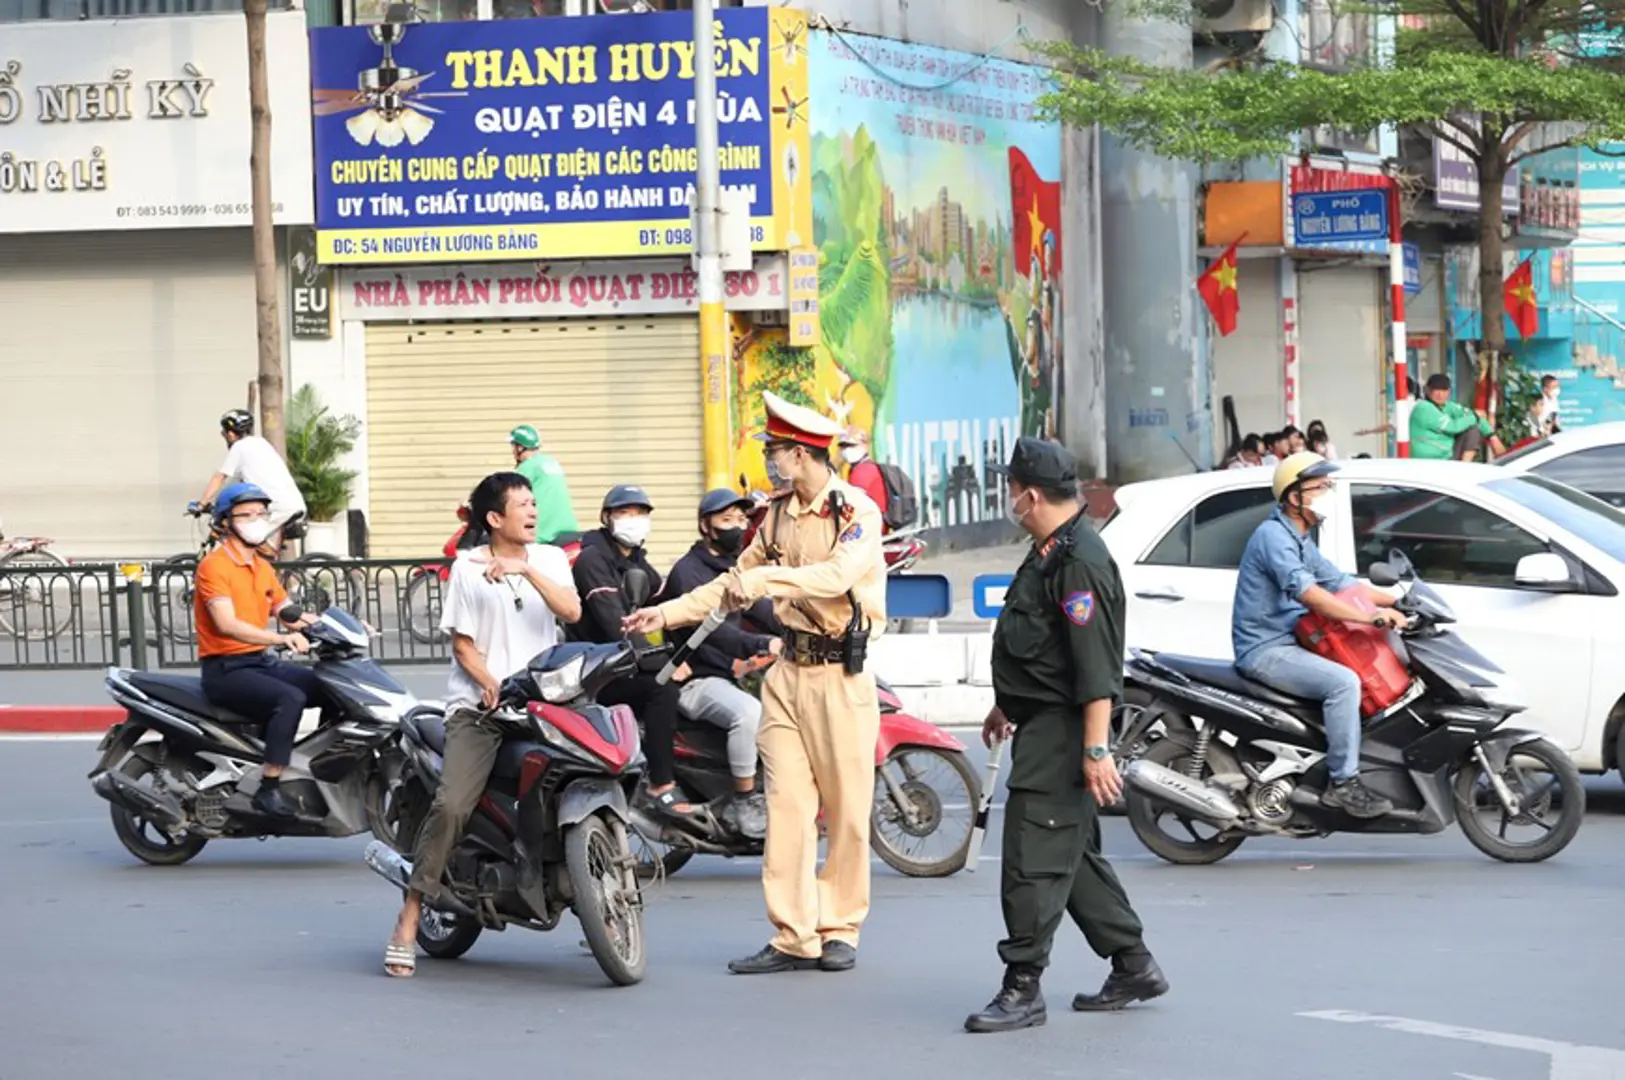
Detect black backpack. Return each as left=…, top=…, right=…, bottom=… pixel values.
left=873, top=462, right=918, bottom=530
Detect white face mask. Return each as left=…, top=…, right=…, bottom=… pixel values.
left=1005, top=490, right=1032, bottom=528
left=611, top=516, right=652, bottom=548
left=1305, top=491, right=1336, bottom=521
left=840, top=445, right=866, bottom=466
left=234, top=519, right=274, bottom=547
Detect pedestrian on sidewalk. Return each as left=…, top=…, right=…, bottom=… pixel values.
left=964, top=436, right=1166, bottom=1034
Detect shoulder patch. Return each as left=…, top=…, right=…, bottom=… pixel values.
left=1061, top=590, right=1095, bottom=627
left=839, top=523, right=864, bottom=543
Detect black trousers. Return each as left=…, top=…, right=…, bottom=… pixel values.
left=997, top=707, right=1146, bottom=973
left=599, top=673, right=682, bottom=786
left=1454, top=426, right=1485, bottom=459
left=200, top=652, right=322, bottom=768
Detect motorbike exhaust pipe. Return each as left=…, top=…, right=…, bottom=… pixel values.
left=363, top=840, right=414, bottom=891
left=1124, top=759, right=1243, bottom=827
left=90, top=770, right=186, bottom=830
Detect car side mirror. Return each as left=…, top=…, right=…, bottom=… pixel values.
left=1514, top=552, right=1576, bottom=592
left=623, top=567, right=651, bottom=608
left=1367, top=563, right=1400, bottom=588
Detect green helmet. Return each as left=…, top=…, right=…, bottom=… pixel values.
left=509, top=424, right=541, bottom=450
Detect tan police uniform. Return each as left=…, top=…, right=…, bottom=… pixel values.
left=657, top=393, right=887, bottom=963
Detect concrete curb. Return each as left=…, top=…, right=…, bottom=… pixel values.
left=0, top=706, right=124, bottom=734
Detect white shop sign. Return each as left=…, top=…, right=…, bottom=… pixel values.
left=340, top=255, right=791, bottom=321
left=0, top=11, right=314, bottom=233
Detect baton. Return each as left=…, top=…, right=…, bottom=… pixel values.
left=964, top=734, right=1006, bottom=873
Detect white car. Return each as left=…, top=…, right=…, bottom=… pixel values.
left=1100, top=459, right=1625, bottom=778
left=1495, top=421, right=1625, bottom=509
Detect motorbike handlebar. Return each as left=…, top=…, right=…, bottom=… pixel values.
left=654, top=609, right=728, bottom=686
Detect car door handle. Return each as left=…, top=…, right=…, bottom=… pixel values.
left=1135, top=588, right=1184, bottom=602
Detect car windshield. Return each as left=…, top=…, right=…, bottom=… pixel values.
left=1492, top=437, right=1552, bottom=467
left=1483, top=475, right=1625, bottom=564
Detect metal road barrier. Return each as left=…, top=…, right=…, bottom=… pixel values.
left=0, top=562, right=125, bottom=671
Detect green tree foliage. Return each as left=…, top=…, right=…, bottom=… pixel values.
left=285, top=384, right=361, bottom=523
left=1036, top=2, right=1625, bottom=364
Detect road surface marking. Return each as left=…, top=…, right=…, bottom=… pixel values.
left=1300, top=1010, right=1625, bottom=1079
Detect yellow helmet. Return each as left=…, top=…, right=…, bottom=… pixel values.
left=1271, top=450, right=1339, bottom=502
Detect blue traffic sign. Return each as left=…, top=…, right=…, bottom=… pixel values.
left=972, top=574, right=1016, bottom=620
left=1293, top=189, right=1388, bottom=253
left=1403, top=241, right=1422, bottom=296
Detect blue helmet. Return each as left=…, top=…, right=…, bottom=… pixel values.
left=213, top=482, right=271, bottom=526
left=698, top=488, right=753, bottom=522
left=601, top=485, right=654, bottom=514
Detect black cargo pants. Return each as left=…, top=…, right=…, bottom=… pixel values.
left=996, top=706, right=1146, bottom=972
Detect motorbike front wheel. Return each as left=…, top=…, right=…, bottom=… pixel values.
left=1125, top=736, right=1246, bottom=866
left=869, top=746, right=980, bottom=877
left=1455, top=737, right=1584, bottom=863
left=567, top=813, right=647, bottom=986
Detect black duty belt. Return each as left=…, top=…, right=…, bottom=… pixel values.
left=783, top=628, right=845, bottom=666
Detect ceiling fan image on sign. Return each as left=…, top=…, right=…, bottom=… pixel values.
left=312, top=16, right=468, bottom=148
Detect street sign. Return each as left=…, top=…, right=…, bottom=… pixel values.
left=1402, top=242, right=1422, bottom=296
left=1292, top=189, right=1388, bottom=251
left=972, top=574, right=1016, bottom=619
left=885, top=574, right=952, bottom=620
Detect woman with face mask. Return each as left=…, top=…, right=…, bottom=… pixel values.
left=569, top=485, right=698, bottom=827
left=837, top=427, right=891, bottom=529
left=194, top=483, right=324, bottom=820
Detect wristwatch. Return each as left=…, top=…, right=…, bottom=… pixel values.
left=1085, top=745, right=1111, bottom=762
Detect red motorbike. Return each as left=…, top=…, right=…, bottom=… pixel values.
left=628, top=609, right=981, bottom=881
left=403, top=506, right=582, bottom=644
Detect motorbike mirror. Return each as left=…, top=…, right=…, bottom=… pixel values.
left=1387, top=548, right=1416, bottom=578
left=622, top=567, right=651, bottom=609
left=1367, top=563, right=1400, bottom=588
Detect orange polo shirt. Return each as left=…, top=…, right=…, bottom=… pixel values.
left=193, top=544, right=287, bottom=658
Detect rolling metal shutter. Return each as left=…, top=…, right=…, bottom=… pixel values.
left=0, top=229, right=258, bottom=559
left=363, top=317, right=705, bottom=570
left=1297, top=266, right=1384, bottom=458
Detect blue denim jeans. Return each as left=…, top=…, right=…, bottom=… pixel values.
left=1236, top=645, right=1363, bottom=782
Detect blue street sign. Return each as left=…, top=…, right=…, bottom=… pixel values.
left=885, top=574, right=952, bottom=620
left=972, top=574, right=1016, bottom=620
left=1403, top=242, right=1422, bottom=296
left=1292, top=189, right=1389, bottom=253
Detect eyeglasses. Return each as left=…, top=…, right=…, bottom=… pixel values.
left=231, top=511, right=270, bottom=522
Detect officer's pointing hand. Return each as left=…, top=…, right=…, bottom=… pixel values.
left=981, top=707, right=1012, bottom=749
left=622, top=607, right=665, bottom=634
left=1084, top=754, right=1123, bottom=807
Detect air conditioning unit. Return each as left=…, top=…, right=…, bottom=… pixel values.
left=1194, top=0, right=1274, bottom=33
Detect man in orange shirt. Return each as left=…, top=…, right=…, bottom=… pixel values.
left=195, top=483, right=321, bottom=819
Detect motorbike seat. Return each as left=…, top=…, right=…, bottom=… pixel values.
left=1152, top=653, right=1314, bottom=712
left=126, top=671, right=260, bottom=727
left=405, top=709, right=447, bottom=754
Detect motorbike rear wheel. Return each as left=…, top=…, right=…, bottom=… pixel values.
left=416, top=906, right=483, bottom=960
left=1455, top=737, right=1584, bottom=863
left=108, top=756, right=209, bottom=867
left=567, top=813, right=646, bottom=986
left=1126, top=737, right=1246, bottom=866
left=870, top=746, right=980, bottom=878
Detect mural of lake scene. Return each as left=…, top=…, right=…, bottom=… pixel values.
left=807, top=29, right=1063, bottom=531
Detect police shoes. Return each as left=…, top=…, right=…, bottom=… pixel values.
left=964, top=968, right=1046, bottom=1033
left=820, top=940, right=857, bottom=972
left=728, top=945, right=820, bottom=975
left=1071, top=958, right=1170, bottom=1012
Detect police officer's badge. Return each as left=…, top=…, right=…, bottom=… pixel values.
left=1062, top=591, right=1094, bottom=626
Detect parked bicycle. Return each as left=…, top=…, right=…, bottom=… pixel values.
left=0, top=517, right=73, bottom=641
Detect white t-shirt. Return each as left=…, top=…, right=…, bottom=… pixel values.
left=440, top=544, right=575, bottom=710
left=221, top=436, right=307, bottom=519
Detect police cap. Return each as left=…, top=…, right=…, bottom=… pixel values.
left=989, top=436, right=1079, bottom=490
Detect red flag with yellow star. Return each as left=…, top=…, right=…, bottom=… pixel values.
left=1197, top=239, right=1242, bottom=337
left=1503, top=257, right=1539, bottom=338
left=1009, top=147, right=1062, bottom=279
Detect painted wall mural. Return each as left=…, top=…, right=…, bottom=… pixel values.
left=729, top=30, right=1064, bottom=532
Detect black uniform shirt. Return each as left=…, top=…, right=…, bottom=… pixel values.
left=990, top=512, right=1126, bottom=721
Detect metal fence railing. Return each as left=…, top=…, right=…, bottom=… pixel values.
left=0, top=557, right=458, bottom=672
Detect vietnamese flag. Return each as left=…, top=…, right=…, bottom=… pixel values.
left=1197, top=239, right=1242, bottom=337
left=1009, top=147, right=1062, bottom=278
left=1503, top=257, right=1540, bottom=338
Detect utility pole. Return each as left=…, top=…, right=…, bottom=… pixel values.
left=245, top=0, right=285, bottom=455
left=692, top=0, right=730, bottom=490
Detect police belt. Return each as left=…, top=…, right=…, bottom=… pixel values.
left=782, top=627, right=846, bottom=666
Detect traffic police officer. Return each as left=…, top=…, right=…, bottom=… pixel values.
left=965, top=436, right=1168, bottom=1034
left=624, top=392, right=887, bottom=976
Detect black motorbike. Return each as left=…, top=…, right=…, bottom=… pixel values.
left=363, top=637, right=649, bottom=986
left=1117, top=550, right=1585, bottom=865
left=88, top=608, right=413, bottom=866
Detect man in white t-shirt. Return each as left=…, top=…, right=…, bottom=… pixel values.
left=384, top=471, right=581, bottom=978
left=195, top=410, right=308, bottom=552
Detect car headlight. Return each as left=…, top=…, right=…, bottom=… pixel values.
left=536, top=654, right=585, bottom=704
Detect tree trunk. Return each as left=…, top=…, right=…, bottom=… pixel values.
left=1473, top=123, right=1507, bottom=426
left=245, top=0, right=285, bottom=456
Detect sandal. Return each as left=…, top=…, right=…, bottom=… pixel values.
left=384, top=941, right=417, bottom=978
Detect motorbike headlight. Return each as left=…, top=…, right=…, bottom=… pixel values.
left=536, top=654, right=586, bottom=704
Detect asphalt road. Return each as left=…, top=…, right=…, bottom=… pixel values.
left=3, top=738, right=1624, bottom=1080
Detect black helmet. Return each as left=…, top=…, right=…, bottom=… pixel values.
left=698, top=488, right=753, bottom=522
left=221, top=409, right=254, bottom=436
left=601, top=484, right=654, bottom=514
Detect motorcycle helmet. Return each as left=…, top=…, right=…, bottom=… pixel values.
left=221, top=409, right=255, bottom=437
left=1272, top=451, right=1338, bottom=503
left=697, top=488, right=753, bottom=523
left=509, top=424, right=542, bottom=451
left=212, top=482, right=272, bottom=527
left=602, top=485, right=654, bottom=514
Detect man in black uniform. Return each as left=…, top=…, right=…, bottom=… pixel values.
left=964, top=437, right=1167, bottom=1034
